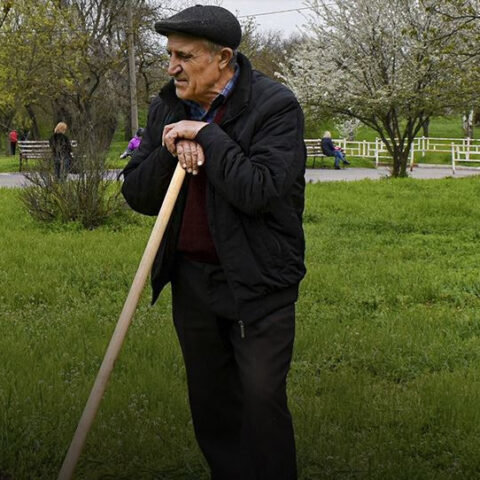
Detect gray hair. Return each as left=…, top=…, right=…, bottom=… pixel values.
left=203, top=39, right=237, bottom=69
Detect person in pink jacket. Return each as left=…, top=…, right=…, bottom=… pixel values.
left=120, top=128, right=144, bottom=159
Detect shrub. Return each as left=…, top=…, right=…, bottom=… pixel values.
left=21, top=125, right=124, bottom=229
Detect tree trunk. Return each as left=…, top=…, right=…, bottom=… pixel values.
left=463, top=110, right=474, bottom=138
left=124, top=109, right=131, bottom=141
left=127, top=0, right=138, bottom=138
left=392, top=147, right=409, bottom=177
left=52, top=102, right=73, bottom=130
left=474, top=109, right=480, bottom=126
left=100, top=116, right=118, bottom=153
left=422, top=118, right=430, bottom=137
left=25, top=105, right=40, bottom=139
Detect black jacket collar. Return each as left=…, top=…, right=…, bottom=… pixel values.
left=159, top=52, right=252, bottom=125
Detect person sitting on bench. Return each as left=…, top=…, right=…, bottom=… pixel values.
left=321, top=131, right=350, bottom=169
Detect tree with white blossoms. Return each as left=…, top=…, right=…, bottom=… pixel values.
left=429, top=0, right=480, bottom=137
left=335, top=117, right=362, bottom=141
left=281, top=0, right=480, bottom=176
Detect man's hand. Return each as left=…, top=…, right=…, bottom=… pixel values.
left=176, top=139, right=205, bottom=175
left=162, top=120, right=208, bottom=157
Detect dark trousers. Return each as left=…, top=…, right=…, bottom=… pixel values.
left=54, top=156, right=71, bottom=179
left=10, top=141, right=16, bottom=155
left=171, top=257, right=297, bottom=480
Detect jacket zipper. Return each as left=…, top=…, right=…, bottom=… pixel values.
left=238, top=320, right=246, bottom=339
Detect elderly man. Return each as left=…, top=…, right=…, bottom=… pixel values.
left=121, top=5, right=306, bottom=479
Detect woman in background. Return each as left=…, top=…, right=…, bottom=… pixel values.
left=321, top=130, right=350, bottom=169
left=49, top=122, right=73, bottom=179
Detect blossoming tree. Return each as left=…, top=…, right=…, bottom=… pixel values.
left=282, top=0, right=480, bottom=176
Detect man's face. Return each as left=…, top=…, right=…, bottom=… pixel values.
left=166, top=33, right=221, bottom=107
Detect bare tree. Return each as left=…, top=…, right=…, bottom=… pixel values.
left=429, top=0, right=480, bottom=137
left=0, top=0, right=174, bottom=145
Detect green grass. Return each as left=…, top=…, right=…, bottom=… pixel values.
left=308, top=115, right=479, bottom=141
left=106, top=140, right=132, bottom=170
left=0, top=154, right=21, bottom=172
left=2, top=176, right=480, bottom=479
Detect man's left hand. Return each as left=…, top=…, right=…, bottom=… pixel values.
left=162, top=120, right=208, bottom=157
left=177, top=139, right=205, bottom=175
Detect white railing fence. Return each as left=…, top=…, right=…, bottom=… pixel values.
left=451, top=144, right=480, bottom=174
left=305, top=136, right=480, bottom=173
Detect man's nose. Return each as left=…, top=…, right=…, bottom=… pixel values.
left=168, top=58, right=181, bottom=76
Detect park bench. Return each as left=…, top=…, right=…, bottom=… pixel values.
left=18, top=140, right=50, bottom=171
left=304, top=139, right=326, bottom=167
left=17, top=140, right=77, bottom=172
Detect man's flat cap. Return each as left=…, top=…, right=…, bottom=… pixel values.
left=154, top=4, right=242, bottom=50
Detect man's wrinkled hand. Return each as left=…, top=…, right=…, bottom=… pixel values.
left=176, top=140, right=205, bottom=175
left=162, top=120, right=208, bottom=157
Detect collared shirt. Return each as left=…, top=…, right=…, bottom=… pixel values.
left=184, top=65, right=240, bottom=123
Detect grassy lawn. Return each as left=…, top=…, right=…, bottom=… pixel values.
left=310, top=115, right=479, bottom=142
left=0, top=154, right=20, bottom=173
left=2, top=176, right=480, bottom=479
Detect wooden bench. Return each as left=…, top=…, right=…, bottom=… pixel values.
left=305, top=139, right=327, bottom=168
left=18, top=140, right=77, bottom=171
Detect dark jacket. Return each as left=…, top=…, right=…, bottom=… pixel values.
left=321, top=137, right=336, bottom=156
left=121, top=53, right=306, bottom=322
left=49, top=133, right=72, bottom=160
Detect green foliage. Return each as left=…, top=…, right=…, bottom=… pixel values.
left=0, top=1, right=162, bottom=148
left=2, top=177, right=480, bottom=478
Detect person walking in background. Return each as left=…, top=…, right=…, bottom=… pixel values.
left=321, top=130, right=350, bottom=169
left=120, top=127, right=144, bottom=159
left=121, top=5, right=306, bottom=479
left=49, top=122, right=73, bottom=179
left=8, top=129, right=18, bottom=155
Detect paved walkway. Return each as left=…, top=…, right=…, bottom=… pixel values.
left=0, top=170, right=120, bottom=188
left=1, top=165, right=480, bottom=188
left=306, top=165, right=480, bottom=183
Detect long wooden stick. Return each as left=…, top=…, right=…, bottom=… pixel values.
left=58, top=163, right=186, bottom=480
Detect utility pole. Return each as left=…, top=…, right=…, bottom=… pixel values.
left=127, top=0, right=138, bottom=136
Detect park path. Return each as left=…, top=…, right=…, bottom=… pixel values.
left=306, top=165, right=480, bottom=182
left=1, top=166, right=480, bottom=188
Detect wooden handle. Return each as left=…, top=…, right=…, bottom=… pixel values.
left=58, top=163, right=186, bottom=480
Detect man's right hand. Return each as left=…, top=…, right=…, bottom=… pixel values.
left=176, top=139, right=205, bottom=175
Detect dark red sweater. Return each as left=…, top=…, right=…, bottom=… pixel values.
left=176, top=107, right=226, bottom=264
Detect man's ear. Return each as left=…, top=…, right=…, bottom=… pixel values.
left=218, top=48, right=234, bottom=69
